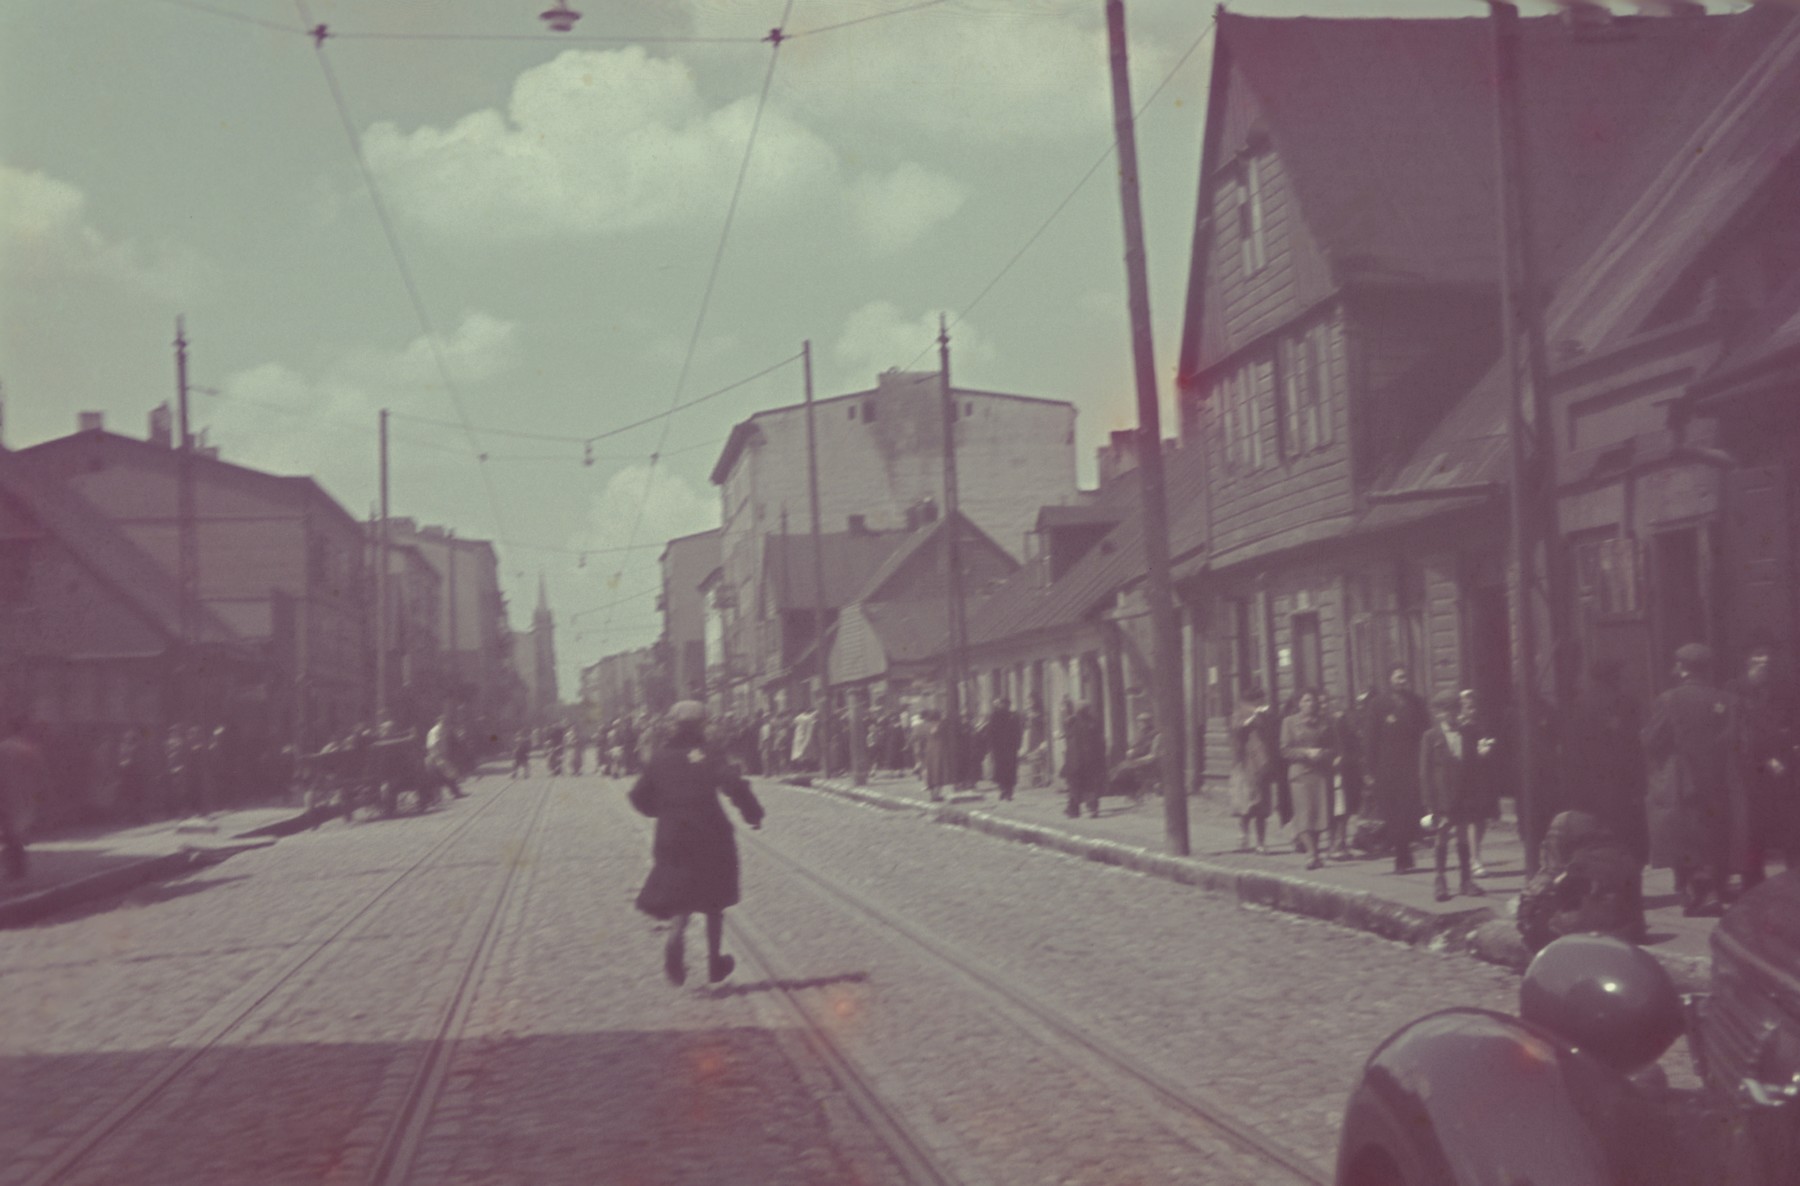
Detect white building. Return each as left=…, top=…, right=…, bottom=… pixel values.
left=707, top=370, right=1078, bottom=711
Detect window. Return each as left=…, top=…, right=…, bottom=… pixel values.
left=847, top=405, right=857, bottom=421
left=1238, top=154, right=1267, bottom=275
left=1217, top=365, right=1267, bottom=472
left=1574, top=535, right=1644, bottom=618
left=0, top=540, right=29, bottom=606
left=1279, top=322, right=1333, bottom=458
left=864, top=401, right=877, bottom=422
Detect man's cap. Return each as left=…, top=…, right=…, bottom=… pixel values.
left=1675, top=643, right=1715, bottom=670
left=669, top=700, right=706, bottom=723
left=1431, top=690, right=1461, bottom=713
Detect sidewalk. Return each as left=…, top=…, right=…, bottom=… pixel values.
left=785, top=771, right=1718, bottom=991
left=0, top=804, right=309, bottom=928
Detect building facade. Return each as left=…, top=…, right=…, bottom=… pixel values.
left=19, top=412, right=372, bottom=748
left=707, top=370, right=1078, bottom=711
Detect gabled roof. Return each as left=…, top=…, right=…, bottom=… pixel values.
left=850, top=510, right=1012, bottom=606
left=0, top=449, right=240, bottom=647
left=1214, top=11, right=1735, bottom=291
left=1366, top=7, right=1800, bottom=520
left=761, top=528, right=908, bottom=611
left=19, top=428, right=363, bottom=531
left=966, top=446, right=1208, bottom=649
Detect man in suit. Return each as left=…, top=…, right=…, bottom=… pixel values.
left=982, top=698, right=1023, bottom=801
left=1644, top=643, right=1741, bottom=915
left=1363, top=665, right=1430, bottom=873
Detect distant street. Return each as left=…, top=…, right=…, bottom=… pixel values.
left=0, top=769, right=1559, bottom=1185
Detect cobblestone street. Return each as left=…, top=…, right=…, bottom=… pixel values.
left=1, top=770, right=1614, bottom=1184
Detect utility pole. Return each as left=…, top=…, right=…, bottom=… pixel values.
left=1490, top=1, right=1569, bottom=876
left=376, top=409, right=390, bottom=725
left=802, top=342, right=834, bottom=777
left=175, top=318, right=200, bottom=720
left=1106, top=0, right=1188, bottom=855
left=938, top=315, right=971, bottom=788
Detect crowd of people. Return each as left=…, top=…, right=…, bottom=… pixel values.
left=1225, top=642, right=1798, bottom=928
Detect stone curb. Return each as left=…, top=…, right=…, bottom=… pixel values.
left=0, top=840, right=273, bottom=930
left=789, top=777, right=1713, bottom=989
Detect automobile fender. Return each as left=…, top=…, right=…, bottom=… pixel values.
left=1335, top=1008, right=1678, bottom=1186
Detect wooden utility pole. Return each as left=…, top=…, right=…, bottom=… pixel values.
left=802, top=342, right=834, bottom=776
left=175, top=318, right=200, bottom=718
left=376, top=408, right=390, bottom=724
left=1106, top=0, right=1189, bottom=854
left=938, top=316, right=971, bottom=786
left=1490, top=1, right=1569, bottom=876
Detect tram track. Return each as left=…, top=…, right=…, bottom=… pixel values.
left=362, top=776, right=558, bottom=1186
left=20, top=776, right=531, bottom=1186
left=739, top=825, right=1335, bottom=1186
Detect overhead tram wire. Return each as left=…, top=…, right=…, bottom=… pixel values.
left=386, top=351, right=800, bottom=447
left=897, top=12, right=1218, bottom=373
left=292, top=0, right=513, bottom=547
left=595, top=0, right=797, bottom=654
left=787, top=0, right=950, bottom=39
left=145, top=0, right=308, bottom=34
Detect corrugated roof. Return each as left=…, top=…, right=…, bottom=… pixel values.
left=1219, top=11, right=1736, bottom=292
left=0, top=449, right=240, bottom=647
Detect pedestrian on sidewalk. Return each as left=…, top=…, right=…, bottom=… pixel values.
left=511, top=729, right=532, bottom=779
left=1061, top=702, right=1106, bottom=820
left=1365, top=665, right=1429, bottom=873
left=629, top=700, right=764, bottom=986
left=1230, top=686, right=1278, bottom=853
left=1325, top=691, right=1364, bottom=859
left=426, top=716, right=466, bottom=799
left=1282, top=690, right=1336, bottom=870
left=983, top=697, right=1023, bottom=801
left=1456, top=689, right=1506, bottom=875
left=1727, top=644, right=1796, bottom=889
left=1420, top=691, right=1486, bottom=902
left=1644, top=642, right=1740, bottom=916
left=0, top=718, right=48, bottom=881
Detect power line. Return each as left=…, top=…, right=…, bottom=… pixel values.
left=293, top=0, right=513, bottom=548
left=596, top=2, right=796, bottom=655
left=789, top=0, right=950, bottom=39
left=328, top=30, right=764, bottom=45
left=898, top=12, right=1218, bottom=372
left=145, top=0, right=306, bottom=34
left=385, top=352, right=800, bottom=446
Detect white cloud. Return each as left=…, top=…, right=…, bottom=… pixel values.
left=737, top=3, right=1189, bottom=142
left=831, top=301, right=995, bottom=384
left=360, top=46, right=969, bottom=253
left=203, top=313, right=519, bottom=486
left=363, top=47, right=840, bottom=241
left=560, top=462, right=717, bottom=650
left=0, top=163, right=211, bottom=302
left=850, top=162, right=966, bottom=254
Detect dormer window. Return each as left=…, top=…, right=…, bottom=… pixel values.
left=1238, top=153, right=1267, bottom=276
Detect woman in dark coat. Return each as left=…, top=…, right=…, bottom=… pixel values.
left=629, top=701, right=764, bottom=986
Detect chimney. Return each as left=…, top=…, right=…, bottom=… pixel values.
left=148, top=402, right=173, bottom=448
left=1096, top=428, right=1141, bottom=488
left=78, top=411, right=105, bottom=434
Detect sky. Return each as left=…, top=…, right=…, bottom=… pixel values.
left=3, top=0, right=1585, bottom=699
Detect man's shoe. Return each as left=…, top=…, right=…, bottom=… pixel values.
left=1433, top=876, right=1452, bottom=903
left=663, top=932, right=686, bottom=986
left=1459, top=878, right=1486, bottom=897
left=708, top=954, right=736, bottom=983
